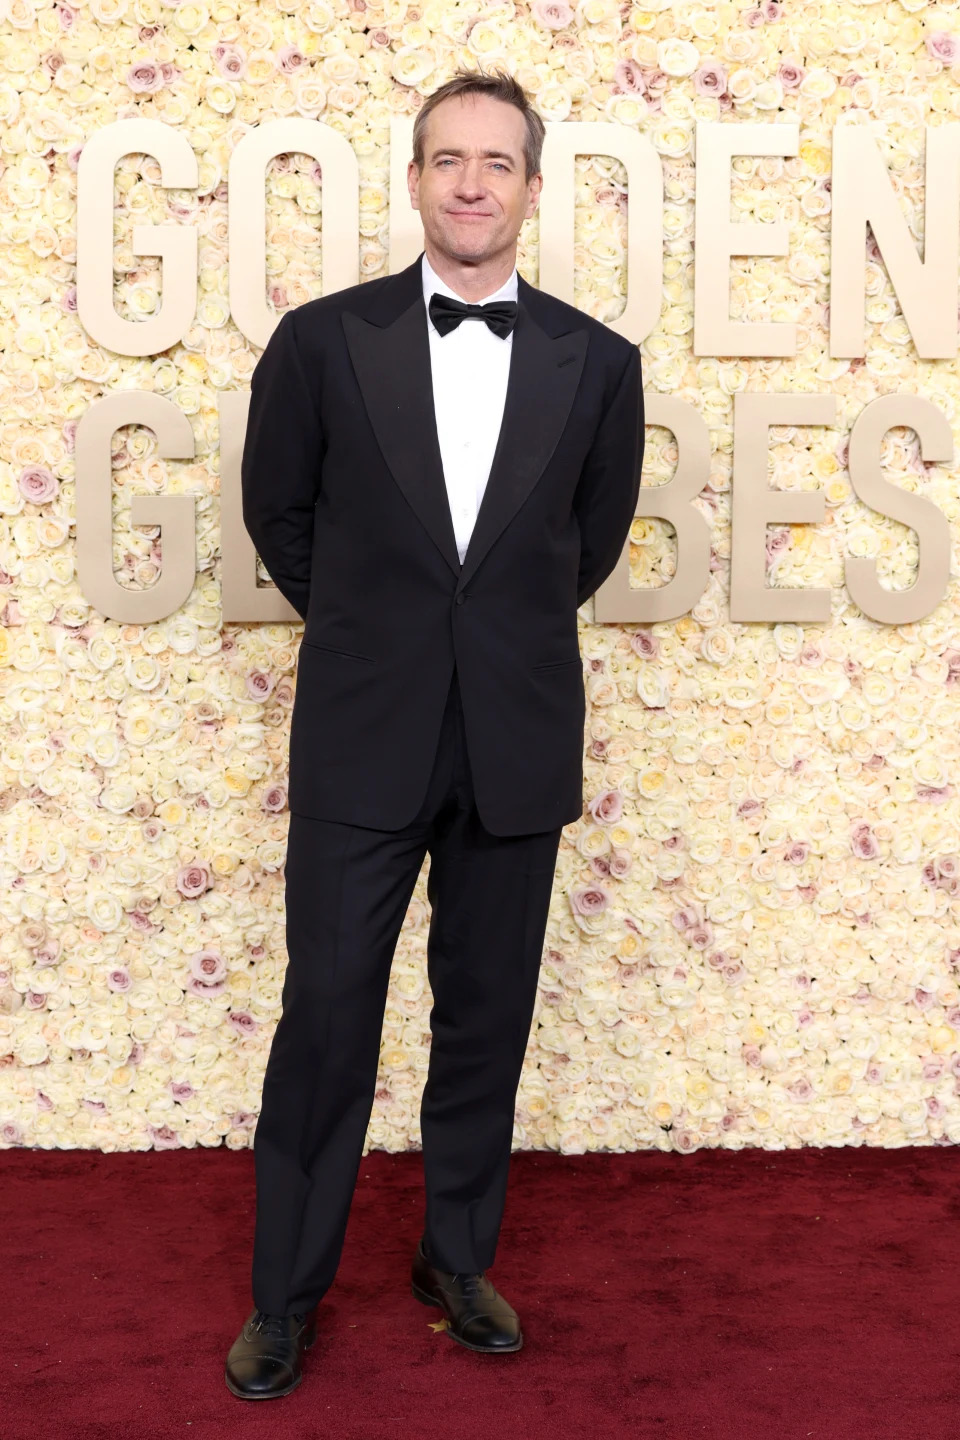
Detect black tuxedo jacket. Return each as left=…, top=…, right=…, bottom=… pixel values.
left=241, top=251, right=644, bottom=836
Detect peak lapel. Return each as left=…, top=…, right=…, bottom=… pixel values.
left=342, top=285, right=462, bottom=579
left=456, top=296, right=588, bottom=593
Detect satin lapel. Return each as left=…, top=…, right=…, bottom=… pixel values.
left=342, top=294, right=462, bottom=579
left=341, top=265, right=589, bottom=591
left=455, top=299, right=588, bottom=594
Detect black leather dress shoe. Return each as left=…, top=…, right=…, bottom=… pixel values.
left=411, top=1237, right=523, bottom=1353
left=224, top=1307, right=318, bottom=1399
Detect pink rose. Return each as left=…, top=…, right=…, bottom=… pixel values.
left=778, top=61, right=804, bottom=89
left=531, top=0, right=574, bottom=29
left=671, top=904, right=701, bottom=932
left=18, top=466, right=58, bottom=504
left=613, top=58, right=646, bottom=94
left=693, top=61, right=727, bottom=96
left=850, top=823, right=878, bottom=859
left=126, top=60, right=165, bottom=93
left=107, top=968, right=131, bottom=992
left=187, top=976, right=226, bottom=997
left=149, top=1124, right=181, bottom=1150
left=926, top=30, right=960, bottom=65
left=177, top=863, right=211, bottom=898
left=608, top=848, right=633, bottom=878
left=213, top=43, right=246, bottom=79
left=246, top=669, right=275, bottom=701
left=276, top=44, right=306, bottom=73
left=766, top=528, right=791, bottom=563
left=262, top=784, right=287, bottom=813
left=587, top=788, right=623, bottom=824
left=571, top=886, right=609, bottom=916
left=917, top=786, right=951, bottom=803
left=631, top=629, right=658, bottom=659
left=189, top=948, right=227, bottom=984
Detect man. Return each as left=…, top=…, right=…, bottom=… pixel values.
left=227, top=66, right=644, bottom=1399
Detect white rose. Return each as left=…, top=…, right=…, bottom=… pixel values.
left=657, top=38, right=700, bottom=77
left=390, top=46, right=435, bottom=87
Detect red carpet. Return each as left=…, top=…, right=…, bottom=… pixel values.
left=2, top=1144, right=958, bottom=1439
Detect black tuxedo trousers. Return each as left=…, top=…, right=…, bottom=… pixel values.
left=251, top=663, right=563, bottom=1316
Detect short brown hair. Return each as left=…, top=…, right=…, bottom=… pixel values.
left=412, top=67, right=546, bottom=184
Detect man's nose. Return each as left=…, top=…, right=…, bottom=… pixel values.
left=454, top=161, right=487, bottom=197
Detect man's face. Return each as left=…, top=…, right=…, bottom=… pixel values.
left=408, top=93, right=542, bottom=264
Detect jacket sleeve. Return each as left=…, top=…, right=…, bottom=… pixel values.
left=572, top=345, right=644, bottom=609
left=240, top=310, right=323, bottom=622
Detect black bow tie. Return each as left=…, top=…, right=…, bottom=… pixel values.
left=428, top=292, right=518, bottom=339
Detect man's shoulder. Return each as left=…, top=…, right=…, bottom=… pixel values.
left=523, top=281, right=637, bottom=370
left=284, top=273, right=396, bottom=336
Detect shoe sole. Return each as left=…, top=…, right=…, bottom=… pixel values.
left=224, top=1327, right=317, bottom=1399
left=410, top=1281, right=524, bottom=1354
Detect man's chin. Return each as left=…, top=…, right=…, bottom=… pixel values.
left=434, top=231, right=498, bottom=264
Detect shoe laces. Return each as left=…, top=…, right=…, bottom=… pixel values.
left=252, top=1308, right=301, bottom=1338
left=453, top=1272, right=485, bottom=1298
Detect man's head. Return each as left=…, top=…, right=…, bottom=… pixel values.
left=408, top=68, right=544, bottom=270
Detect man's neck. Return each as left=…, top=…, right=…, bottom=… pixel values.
left=423, top=242, right=517, bottom=303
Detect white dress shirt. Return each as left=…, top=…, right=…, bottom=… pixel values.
left=422, top=251, right=517, bottom=564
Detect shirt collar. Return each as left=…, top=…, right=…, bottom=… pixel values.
left=421, top=251, right=519, bottom=315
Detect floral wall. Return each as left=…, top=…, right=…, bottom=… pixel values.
left=3, top=0, right=960, bottom=1154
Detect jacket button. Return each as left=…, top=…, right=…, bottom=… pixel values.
left=455, top=594, right=466, bottom=606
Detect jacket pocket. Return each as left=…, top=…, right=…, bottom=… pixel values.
left=301, top=640, right=375, bottom=664
left=531, top=656, right=582, bottom=672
